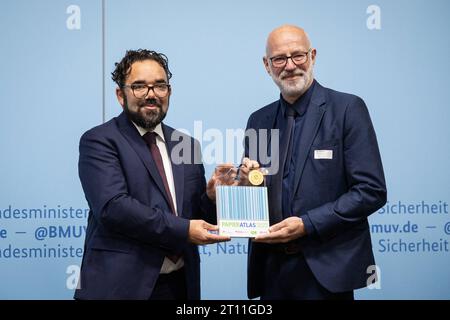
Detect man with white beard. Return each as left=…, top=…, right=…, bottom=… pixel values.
left=243, top=25, right=387, bottom=300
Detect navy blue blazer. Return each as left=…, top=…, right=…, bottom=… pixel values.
left=245, top=81, right=387, bottom=298
left=75, top=112, right=215, bottom=300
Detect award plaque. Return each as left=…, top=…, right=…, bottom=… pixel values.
left=215, top=166, right=270, bottom=237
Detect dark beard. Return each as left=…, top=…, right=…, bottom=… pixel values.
left=123, top=96, right=167, bottom=130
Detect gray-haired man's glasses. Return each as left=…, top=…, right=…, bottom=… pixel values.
left=269, top=48, right=312, bottom=68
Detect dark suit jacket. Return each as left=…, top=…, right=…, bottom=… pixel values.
left=74, top=112, right=215, bottom=300
left=245, top=81, right=387, bottom=298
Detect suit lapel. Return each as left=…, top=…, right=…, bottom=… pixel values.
left=162, top=123, right=185, bottom=217
left=116, top=112, right=171, bottom=206
left=291, top=83, right=327, bottom=198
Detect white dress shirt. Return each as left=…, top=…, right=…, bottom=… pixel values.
left=133, top=122, right=184, bottom=274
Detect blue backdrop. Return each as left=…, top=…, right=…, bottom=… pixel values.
left=1, top=0, right=449, bottom=299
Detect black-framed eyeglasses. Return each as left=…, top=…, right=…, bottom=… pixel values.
left=269, top=48, right=312, bottom=68
left=123, top=83, right=171, bottom=99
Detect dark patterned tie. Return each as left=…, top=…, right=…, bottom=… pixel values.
left=143, top=131, right=180, bottom=263
left=268, top=106, right=296, bottom=225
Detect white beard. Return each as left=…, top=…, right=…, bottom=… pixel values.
left=271, top=64, right=314, bottom=98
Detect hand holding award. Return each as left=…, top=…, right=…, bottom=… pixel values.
left=214, top=158, right=270, bottom=237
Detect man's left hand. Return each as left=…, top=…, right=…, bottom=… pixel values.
left=253, top=217, right=306, bottom=243
left=206, top=163, right=238, bottom=201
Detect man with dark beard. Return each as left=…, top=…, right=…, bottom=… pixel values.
left=243, top=25, right=387, bottom=299
left=75, top=49, right=230, bottom=300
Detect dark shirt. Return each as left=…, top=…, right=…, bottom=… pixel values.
left=276, top=79, right=317, bottom=235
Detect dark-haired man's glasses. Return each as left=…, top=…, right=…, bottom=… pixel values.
left=123, top=83, right=170, bottom=99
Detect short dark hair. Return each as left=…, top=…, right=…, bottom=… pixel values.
left=111, top=49, right=172, bottom=88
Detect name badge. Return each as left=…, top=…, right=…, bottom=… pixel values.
left=314, top=150, right=333, bottom=159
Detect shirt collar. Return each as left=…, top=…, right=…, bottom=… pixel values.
left=281, top=79, right=316, bottom=118
left=132, top=122, right=165, bottom=142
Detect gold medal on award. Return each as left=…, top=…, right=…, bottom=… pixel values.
left=215, top=165, right=269, bottom=238
left=248, top=169, right=264, bottom=186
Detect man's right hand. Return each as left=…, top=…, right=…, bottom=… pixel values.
left=188, top=220, right=231, bottom=245
left=237, top=157, right=260, bottom=186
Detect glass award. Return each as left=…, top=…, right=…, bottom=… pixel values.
left=214, top=165, right=270, bottom=237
